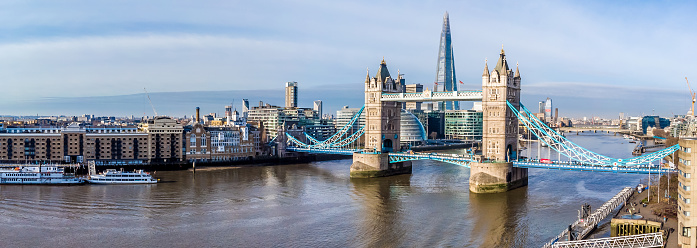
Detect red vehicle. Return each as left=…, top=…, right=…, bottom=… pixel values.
left=540, top=159, right=552, bottom=164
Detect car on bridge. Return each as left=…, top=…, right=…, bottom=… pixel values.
left=540, top=158, right=553, bottom=164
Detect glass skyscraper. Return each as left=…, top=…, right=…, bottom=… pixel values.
left=434, top=12, right=459, bottom=110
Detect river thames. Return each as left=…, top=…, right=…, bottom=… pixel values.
left=1, top=133, right=650, bottom=247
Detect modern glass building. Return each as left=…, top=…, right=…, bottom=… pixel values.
left=544, top=97, right=553, bottom=121
left=434, top=12, right=459, bottom=110
left=641, top=116, right=670, bottom=134
left=444, top=110, right=483, bottom=140
left=400, top=109, right=427, bottom=147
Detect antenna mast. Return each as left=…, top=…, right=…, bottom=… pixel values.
left=144, top=88, right=159, bottom=117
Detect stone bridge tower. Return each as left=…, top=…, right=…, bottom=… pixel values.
left=363, top=59, right=402, bottom=153
left=350, top=59, right=412, bottom=178
left=469, top=49, right=528, bottom=193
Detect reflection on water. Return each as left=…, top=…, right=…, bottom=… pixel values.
left=469, top=187, right=529, bottom=247
left=0, top=133, right=644, bottom=247
left=350, top=175, right=411, bottom=247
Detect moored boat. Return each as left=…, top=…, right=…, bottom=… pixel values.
left=86, top=169, right=158, bottom=184
left=0, top=165, right=84, bottom=185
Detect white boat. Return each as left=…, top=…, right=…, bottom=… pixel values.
left=0, top=165, right=84, bottom=185
left=86, top=169, right=158, bottom=184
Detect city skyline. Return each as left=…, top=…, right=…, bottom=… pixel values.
left=1, top=1, right=696, bottom=118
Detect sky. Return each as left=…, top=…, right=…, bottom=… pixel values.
left=1, top=0, right=696, bottom=119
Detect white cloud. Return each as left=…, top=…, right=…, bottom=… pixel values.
left=0, top=34, right=370, bottom=103
left=0, top=0, right=695, bottom=117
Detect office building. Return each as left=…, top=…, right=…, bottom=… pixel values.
left=313, top=100, right=323, bottom=117
left=247, top=101, right=319, bottom=138
left=305, top=119, right=335, bottom=141
left=434, top=12, right=459, bottom=110
left=544, top=98, right=553, bottom=122
left=400, top=109, right=427, bottom=147
left=445, top=110, right=483, bottom=140
left=640, top=116, right=670, bottom=134
left=285, top=82, right=298, bottom=108
left=335, top=106, right=365, bottom=131
left=242, top=99, right=250, bottom=119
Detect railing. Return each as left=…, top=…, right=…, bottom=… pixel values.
left=387, top=152, right=474, bottom=167
left=543, top=187, right=634, bottom=248
left=286, top=147, right=359, bottom=155
left=550, top=232, right=663, bottom=248
left=513, top=161, right=676, bottom=174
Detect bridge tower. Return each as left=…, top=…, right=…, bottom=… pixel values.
left=350, top=59, right=412, bottom=178
left=469, top=48, right=528, bottom=193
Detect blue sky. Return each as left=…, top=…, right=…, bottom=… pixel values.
left=1, top=0, right=696, bottom=118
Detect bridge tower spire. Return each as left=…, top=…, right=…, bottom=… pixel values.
left=350, top=59, right=412, bottom=178
left=470, top=49, right=528, bottom=193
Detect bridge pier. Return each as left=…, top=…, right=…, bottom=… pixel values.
left=350, top=152, right=411, bottom=178
left=469, top=162, right=528, bottom=193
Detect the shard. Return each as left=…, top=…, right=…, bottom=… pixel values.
left=434, top=12, right=459, bottom=110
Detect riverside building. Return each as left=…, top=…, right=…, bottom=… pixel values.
left=444, top=110, right=483, bottom=140
left=0, top=117, right=185, bottom=165
left=185, top=122, right=262, bottom=162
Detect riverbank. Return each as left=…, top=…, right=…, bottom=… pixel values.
left=613, top=187, right=677, bottom=247
left=72, top=153, right=353, bottom=174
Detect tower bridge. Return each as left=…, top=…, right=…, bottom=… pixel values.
left=282, top=49, right=679, bottom=194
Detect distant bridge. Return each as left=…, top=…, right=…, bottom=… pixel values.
left=559, top=127, right=632, bottom=134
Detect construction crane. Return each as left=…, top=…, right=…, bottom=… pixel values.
left=144, top=88, right=159, bottom=117
left=687, top=77, right=695, bottom=117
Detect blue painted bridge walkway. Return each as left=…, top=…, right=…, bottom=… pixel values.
left=286, top=147, right=675, bottom=174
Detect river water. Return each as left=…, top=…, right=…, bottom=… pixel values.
left=0, top=133, right=652, bottom=247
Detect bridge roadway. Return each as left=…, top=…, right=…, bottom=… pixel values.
left=286, top=148, right=676, bottom=174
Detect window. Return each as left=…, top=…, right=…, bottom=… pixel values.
left=688, top=173, right=692, bottom=179
left=683, top=227, right=691, bottom=237
left=190, top=135, right=196, bottom=147
left=684, top=211, right=691, bottom=217
left=201, top=134, right=207, bottom=147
